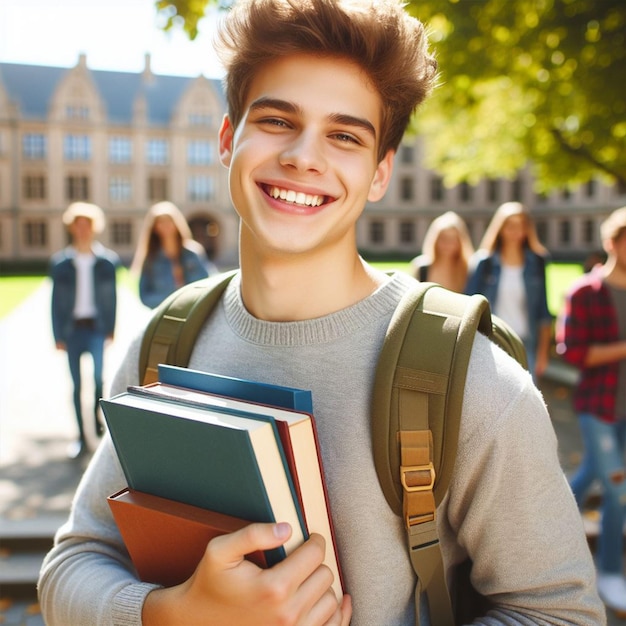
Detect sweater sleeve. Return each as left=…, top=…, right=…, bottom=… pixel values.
left=439, top=334, right=604, bottom=624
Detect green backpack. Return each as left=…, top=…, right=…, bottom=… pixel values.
left=138, top=269, right=528, bottom=626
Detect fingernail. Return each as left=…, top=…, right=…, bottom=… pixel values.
left=274, top=522, right=290, bottom=539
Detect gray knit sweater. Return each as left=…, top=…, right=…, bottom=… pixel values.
left=38, top=271, right=605, bottom=625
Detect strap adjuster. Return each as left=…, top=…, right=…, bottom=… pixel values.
left=400, top=462, right=435, bottom=492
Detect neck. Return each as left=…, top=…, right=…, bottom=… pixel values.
left=74, top=240, right=93, bottom=254
left=499, top=243, right=524, bottom=265
left=238, top=243, right=386, bottom=322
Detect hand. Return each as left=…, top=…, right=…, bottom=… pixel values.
left=55, top=341, right=66, bottom=351
left=142, top=522, right=350, bottom=626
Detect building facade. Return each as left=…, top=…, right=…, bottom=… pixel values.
left=1, top=55, right=624, bottom=269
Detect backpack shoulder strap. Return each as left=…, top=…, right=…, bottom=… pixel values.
left=139, top=270, right=238, bottom=385
left=372, top=281, right=493, bottom=626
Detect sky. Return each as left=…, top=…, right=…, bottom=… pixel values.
left=0, top=0, right=225, bottom=78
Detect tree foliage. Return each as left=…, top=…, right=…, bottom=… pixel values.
left=406, top=0, right=626, bottom=191
left=156, top=0, right=626, bottom=191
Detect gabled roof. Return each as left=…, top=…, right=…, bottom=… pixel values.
left=0, top=60, right=224, bottom=125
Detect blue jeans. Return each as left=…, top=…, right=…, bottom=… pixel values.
left=65, top=327, right=106, bottom=440
left=570, top=413, right=626, bottom=573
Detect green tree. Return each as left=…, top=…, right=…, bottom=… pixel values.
left=407, top=0, right=625, bottom=191
left=156, top=0, right=626, bottom=192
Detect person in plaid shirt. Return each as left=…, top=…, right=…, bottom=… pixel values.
left=556, top=205, right=626, bottom=617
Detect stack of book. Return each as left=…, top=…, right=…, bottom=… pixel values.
left=101, top=364, right=343, bottom=597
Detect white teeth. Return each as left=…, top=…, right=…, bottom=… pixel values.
left=268, top=186, right=323, bottom=207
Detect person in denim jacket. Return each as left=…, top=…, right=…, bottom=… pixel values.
left=50, top=202, right=120, bottom=458
left=131, top=202, right=216, bottom=309
left=465, top=202, right=553, bottom=380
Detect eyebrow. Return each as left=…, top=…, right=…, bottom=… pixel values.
left=248, top=97, right=377, bottom=140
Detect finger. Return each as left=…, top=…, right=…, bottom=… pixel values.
left=294, top=568, right=341, bottom=626
left=270, top=533, right=327, bottom=591
left=207, top=522, right=292, bottom=570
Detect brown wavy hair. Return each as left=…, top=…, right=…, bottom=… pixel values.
left=214, top=0, right=438, bottom=162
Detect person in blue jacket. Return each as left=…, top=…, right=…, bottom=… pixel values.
left=131, top=201, right=216, bottom=309
left=50, top=202, right=120, bottom=458
left=465, top=201, right=553, bottom=380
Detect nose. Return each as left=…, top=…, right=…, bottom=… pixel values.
left=278, top=129, right=327, bottom=174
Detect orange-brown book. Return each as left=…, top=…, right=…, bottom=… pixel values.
left=108, top=487, right=267, bottom=587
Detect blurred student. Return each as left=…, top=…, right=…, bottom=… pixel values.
left=465, top=201, right=552, bottom=379
left=49, top=202, right=120, bottom=458
left=556, top=206, right=626, bottom=616
left=131, top=201, right=216, bottom=309
left=410, top=210, right=474, bottom=293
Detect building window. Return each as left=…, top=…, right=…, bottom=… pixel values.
left=147, top=139, right=169, bottom=165
left=487, top=179, right=499, bottom=203
left=559, top=219, right=571, bottom=244
left=189, top=113, right=212, bottom=127
left=66, top=175, right=90, bottom=201
left=188, top=175, right=214, bottom=202
left=400, top=177, right=414, bottom=201
left=399, top=221, right=415, bottom=244
left=369, top=220, right=385, bottom=244
left=511, top=176, right=523, bottom=202
left=66, top=105, right=90, bottom=119
left=109, top=137, right=132, bottom=164
left=148, top=176, right=168, bottom=202
left=400, top=145, right=414, bottom=165
left=584, top=180, right=596, bottom=198
left=582, top=219, right=595, bottom=244
left=187, top=140, right=213, bottom=166
left=22, top=134, right=47, bottom=160
left=64, top=135, right=91, bottom=161
left=109, top=177, right=132, bottom=203
left=430, top=175, right=444, bottom=202
left=23, top=175, right=47, bottom=200
left=561, top=187, right=572, bottom=201
left=111, top=220, right=133, bottom=246
left=459, top=181, right=473, bottom=203
left=23, top=220, right=48, bottom=248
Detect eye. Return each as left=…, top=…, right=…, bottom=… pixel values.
left=332, top=132, right=360, bottom=145
left=259, top=117, right=291, bottom=129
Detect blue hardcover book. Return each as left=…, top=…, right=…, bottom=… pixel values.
left=158, top=364, right=313, bottom=413
left=101, top=391, right=308, bottom=566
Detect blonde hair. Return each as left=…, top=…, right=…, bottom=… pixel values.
left=478, top=202, right=548, bottom=256
left=62, top=202, right=105, bottom=234
left=214, top=0, right=438, bottom=162
left=600, top=206, right=626, bottom=243
left=131, top=202, right=197, bottom=275
left=421, top=211, right=474, bottom=265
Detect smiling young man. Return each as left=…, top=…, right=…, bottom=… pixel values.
left=38, top=1, right=604, bottom=625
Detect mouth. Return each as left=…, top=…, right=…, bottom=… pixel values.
left=262, top=184, right=332, bottom=208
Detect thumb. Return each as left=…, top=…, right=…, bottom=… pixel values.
left=208, top=522, right=292, bottom=569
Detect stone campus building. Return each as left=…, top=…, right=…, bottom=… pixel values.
left=0, top=54, right=624, bottom=269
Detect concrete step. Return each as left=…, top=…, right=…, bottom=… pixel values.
left=0, top=516, right=64, bottom=588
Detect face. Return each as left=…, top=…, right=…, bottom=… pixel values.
left=153, top=214, right=177, bottom=239
left=435, top=227, right=461, bottom=260
left=608, top=228, right=626, bottom=270
left=69, top=216, right=94, bottom=246
left=218, top=53, right=394, bottom=261
left=500, top=214, right=528, bottom=247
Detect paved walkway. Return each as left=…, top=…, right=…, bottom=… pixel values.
left=0, top=282, right=624, bottom=624
left=0, top=281, right=151, bottom=625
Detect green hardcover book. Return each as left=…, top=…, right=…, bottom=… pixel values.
left=101, top=391, right=307, bottom=565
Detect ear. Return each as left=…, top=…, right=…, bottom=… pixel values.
left=218, top=114, right=234, bottom=167
left=368, top=149, right=395, bottom=202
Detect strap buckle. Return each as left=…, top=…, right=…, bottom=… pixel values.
left=400, top=462, right=435, bottom=492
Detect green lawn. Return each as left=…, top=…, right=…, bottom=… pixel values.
left=0, top=275, right=46, bottom=319
left=0, top=262, right=583, bottom=321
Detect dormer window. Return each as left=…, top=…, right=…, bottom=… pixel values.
left=66, top=105, right=90, bottom=120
